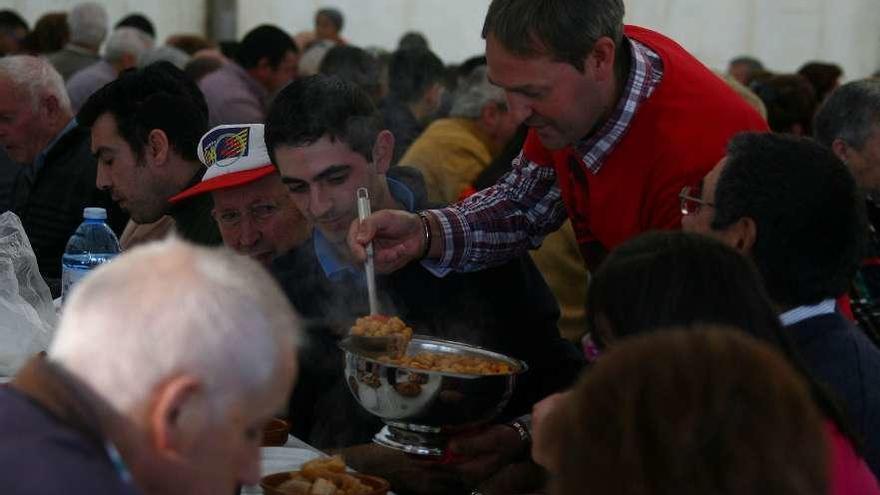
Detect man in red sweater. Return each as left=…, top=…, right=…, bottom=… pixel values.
left=350, top=0, right=766, bottom=272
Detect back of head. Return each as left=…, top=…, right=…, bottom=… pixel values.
left=265, top=74, right=381, bottom=164
left=450, top=65, right=506, bottom=119
left=236, top=24, right=297, bottom=70
left=166, top=34, right=214, bottom=56
left=315, top=8, right=344, bottom=33
left=49, top=238, right=300, bottom=415
left=104, top=27, right=152, bottom=66
left=0, top=55, right=71, bottom=114
left=138, top=45, right=192, bottom=70
left=397, top=31, right=429, bottom=52
left=481, top=0, right=624, bottom=72
left=319, top=45, right=381, bottom=102
left=114, top=13, right=155, bottom=41
left=68, top=2, right=108, bottom=48
left=22, top=12, right=69, bottom=55
left=551, top=328, right=828, bottom=495
left=587, top=230, right=782, bottom=348
left=752, top=74, right=817, bottom=135
left=0, top=9, right=27, bottom=33
left=798, top=61, right=843, bottom=102
left=387, top=47, right=444, bottom=104
left=814, top=78, right=880, bottom=150
left=78, top=61, right=208, bottom=162
left=184, top=55, right=224, bottom=83
left=712, top=132, right=865, bottom=308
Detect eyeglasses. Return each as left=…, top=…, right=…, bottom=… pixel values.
left=213, top=200, right=284, bottom=227
left=679, top=186, right=715, bottom=216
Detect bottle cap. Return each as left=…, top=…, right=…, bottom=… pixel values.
left=83, top=207, right=107, bottom=220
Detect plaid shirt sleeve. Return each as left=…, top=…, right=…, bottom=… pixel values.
left=423, top=150, right=569, bottom=272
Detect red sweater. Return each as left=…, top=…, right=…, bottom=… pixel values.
left=524, top=26, right=768, bottom=255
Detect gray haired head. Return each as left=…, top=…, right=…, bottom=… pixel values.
left=68, top=2, right=108, bottom=49
left=814, top=79, right=880, bottom=150
left=450, top=65, right=506, bottom=119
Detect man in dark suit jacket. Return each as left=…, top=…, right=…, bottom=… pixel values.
left=683, top=132, right=880, bottom=477
left=0, top=55, right=126, bottom=296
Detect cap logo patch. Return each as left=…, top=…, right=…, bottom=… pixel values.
left=202, top=127, right=251, bottom=167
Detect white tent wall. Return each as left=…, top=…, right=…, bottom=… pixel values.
left=9, top=0, right=206, bottom=49
left=8, top=1, right=880, bottom=79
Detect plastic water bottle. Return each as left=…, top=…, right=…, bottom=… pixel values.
left=61, top=207, right=120, bottom=300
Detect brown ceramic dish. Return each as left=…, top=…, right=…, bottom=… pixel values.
left=261, top=418, right=290, bottom=447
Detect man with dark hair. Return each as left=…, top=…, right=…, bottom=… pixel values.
left=727, top=55, right=764, bottom=87
left=198, top=24, right=298, bottom=126
left=814, top=79, right=880, bottom=347
left=352, top=0, right=766, bottom=281
left=752, top=74, right=817, bottom=136
left=0, top=9, right=28, bottom=56
left=314, top=7, right=345, bottom=45
left=78, top=61, right=220, bottom=246
left=681, top=132, right=880, bottom=477
left=265, top=74, right=583, bottom=494
left=114, top=13, right=155, bottom=43
left=381, top=47, right=446, bottom=164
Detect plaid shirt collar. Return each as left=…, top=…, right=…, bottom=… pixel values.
left=575, top=37, right=664, bottom=174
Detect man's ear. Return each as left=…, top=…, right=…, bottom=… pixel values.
left=146, top=129, right=170, bottom=167
left=148, top=375, right=204, bottom=456
left=371, top=130, right=395, bottom=175
left=587, top=36, right=616, bottom=83
left=831, top=137, right=851, bottom=163
left=40, top=94, right=63, bottom=122
left=721, top=216, right=758, bottom=255
left=479, top=102, right=500, bottom=131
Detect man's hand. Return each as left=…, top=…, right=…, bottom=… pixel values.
left=445, top=424, right=528, bottom=487
left=341, top=444, right=464, bottom=495
left=347, top=210, right=426, bottom=273
left=531, top=392, right=569, bottom=474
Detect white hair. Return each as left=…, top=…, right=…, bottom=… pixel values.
left=104, top=27, right=152, bottom=66
left=49, top=238, right=301, bottom=417
left=138, top=45, right=192, bottom=70
left=450, top=65, right=506, bottom=119
left=68, top=2, right=108, bottom=48
left=0, top=55, right=71, bottom=114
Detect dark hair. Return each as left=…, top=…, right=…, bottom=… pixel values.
left=712, top=132, right=865, bottom=308
left=20, top=12, right=68, bottom=55
left=798, top=61, right=843, bottom=102
left=115, top=13, right=155, bottom=39
left=0, top=9, right=28, bottom=33
left=587, top=230, right=860, bottom=452
left=387, top=47, right=444, bottom=104
left=183, top=56, right=223, bottom=83
left=551, top=329, right=828, bottom=495
left=315, top=8, right=344, bottom=31
left=397, top=31, right=429, bottom=51
left=235, top=25, right=297, bottom=70
left=587, top=231, right=783, bottom=347
left=752, top=74, right=817, bottom=135
left=458, top=55, right=487, bottom=79
left=319, top=45, right=381, bottom=102
left=77, top=61, right=208, bottom=162
left=729, top=55, right=764, bottom=72
left=481, top=0, right=624, bottom=72
left=265, top=74, right=382, bottom=164
left=814, top=78, right=880, bottom=150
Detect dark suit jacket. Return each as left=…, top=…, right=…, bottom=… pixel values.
left=787, top=312, right=880, bottom=476
left=11, top=125, right=127, bottom=296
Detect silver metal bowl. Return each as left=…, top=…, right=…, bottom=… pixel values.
left=340, top=336, right=527, bottom=455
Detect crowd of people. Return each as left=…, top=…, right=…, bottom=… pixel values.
left=0, top=0, right=879, bottom=494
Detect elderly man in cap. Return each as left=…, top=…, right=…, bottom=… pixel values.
left=169, top=123, right=310, bottom=266
left=0, top=238, right=300, bottom=494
